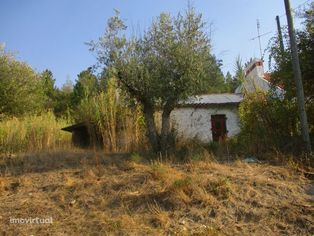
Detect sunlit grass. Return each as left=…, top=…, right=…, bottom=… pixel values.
left=0, top=111, right=71, bottom=154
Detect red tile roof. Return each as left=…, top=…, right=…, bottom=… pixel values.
left=263, top=73, right=284, bottom=89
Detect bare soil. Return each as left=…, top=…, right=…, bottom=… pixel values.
left=0, top=150, right=313, bottom=235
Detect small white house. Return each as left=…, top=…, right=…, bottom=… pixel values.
left=170, top=58, right=283, bottom=143
left=63, top=59, right=280, bottom=145
left=170, top=94, right=243, bottom=143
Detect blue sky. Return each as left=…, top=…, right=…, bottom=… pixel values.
left=0, top=0, right=309, bottom=87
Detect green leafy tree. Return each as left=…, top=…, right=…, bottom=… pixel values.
left=0, top=49, right=45, bottom=117
left=54, top=79, right=73, bottom=119
left=89, top=8, right=224, bottom=152
left=71, top=67, right=99, bottom=108
left=205, top=58, right=227, bottom=93
left=225, top=71, right=233, bottom=87
left=299, top=1, right=314, bottom=34
left=41, top=69, right=57, bottom=110
left=224, top=69, right=241, bottom=93
left=268, top=2, right=314, bottom=134
left=61, top=78, right=74, bottom=94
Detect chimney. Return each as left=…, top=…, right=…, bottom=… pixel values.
left=244, top=58, right=264, bottom=78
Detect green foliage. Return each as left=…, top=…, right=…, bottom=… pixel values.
left=233, top=56, right=245, bottom=89
left=172, top=176, right=192, bottom=189
left=118, top=9, right=222, bottom=103
left=40, top=70, right=73, bottom=119
left=175, top=139, right=216, bottom=162
left=0, top=49, right=45, bottom=117
left=130, top=152, right=143, bottom=163
left=150, top=161, right=166, bottom=175
left=222, top=56, right=245, bottom=94
left=208, top=141, right=219, bottom=153
left=205, top=58, right=228, bottom=93
left=54, top=80, right=73, bottom=119
left=0, top=112, right=71, bottom=154
left=71, top=67, right=99, bottom=108
left=41, top=69, right=57, bottom=111
left=74, top=78, right=146, bottom=152
left=300, top=1, right=314, bottom=34
left=89, top=7, right=225, bottom=152
left=238, top=92, right=300, bottom=154
left=209, top=177, right=233, bottom=199
left=269, top=29, right=313, bottom=100
left=224, top=72, right=234, bottom=92
left=268, top=2, right=314, bottom=135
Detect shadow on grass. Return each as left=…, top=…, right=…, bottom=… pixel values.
left=0, top=150, right=131, bottom=176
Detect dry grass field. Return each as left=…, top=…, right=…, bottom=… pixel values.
left=0, top=150, right=313, bottom=235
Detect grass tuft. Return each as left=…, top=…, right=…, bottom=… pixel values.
left=208, top=177, right=233, bottom=199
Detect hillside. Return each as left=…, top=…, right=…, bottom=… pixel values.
left=0, top=150, right=313, bottom=235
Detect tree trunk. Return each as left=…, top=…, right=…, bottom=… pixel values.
left=143, top=104, right=160, bottom=152
left=160, top=103, right=174, bottom=154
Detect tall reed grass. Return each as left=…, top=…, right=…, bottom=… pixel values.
left=75, top=78, right=147, bottom=152
left=0, top=112, right=72, bottom=154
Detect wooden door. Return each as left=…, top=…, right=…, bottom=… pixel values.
left=211, top=115, right=227, bottom=142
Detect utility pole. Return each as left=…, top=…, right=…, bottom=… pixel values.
left=284, top=0, right=312, bottom=153
left=276, top=15, right=285, bottom=52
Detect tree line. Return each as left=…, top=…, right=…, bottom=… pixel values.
left=0, top=6, right=241, bottom=154
left=1, top=2, right=312, bottom=154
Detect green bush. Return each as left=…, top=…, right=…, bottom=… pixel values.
left=238, top=92, right=300, bottom=154
left=0, top=49, right=46, bottom=117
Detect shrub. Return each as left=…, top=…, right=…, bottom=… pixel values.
left=238, top=92, right=300, bottom=154
left=208, top=177, right=233, bottom=199
left=175, top=139, right=216, bottom=162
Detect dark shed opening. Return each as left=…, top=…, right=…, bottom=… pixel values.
left=61, top=122, right=103, bottom=148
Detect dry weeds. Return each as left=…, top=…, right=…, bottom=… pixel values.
left=0, top=150, right=313, bottom=235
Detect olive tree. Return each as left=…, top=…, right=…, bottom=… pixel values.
left=89, top=8, right=223, bottom=152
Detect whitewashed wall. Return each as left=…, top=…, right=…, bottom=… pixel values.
left=170, top=106, right=241, bottom=143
